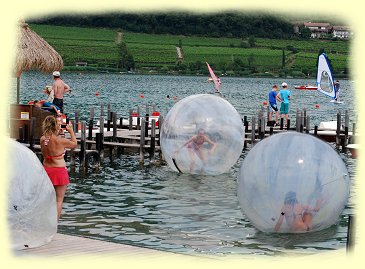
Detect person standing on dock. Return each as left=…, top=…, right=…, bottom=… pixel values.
left=276, top=82, right=291, bottom=126
left=268, top=85, right=280, bottom=126
left=40, top=115, right=77, bottom=220
left=52, top=71, right=71, bottom=113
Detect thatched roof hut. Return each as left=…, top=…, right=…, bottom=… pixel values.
left=15, top=21, right=64, bottom=103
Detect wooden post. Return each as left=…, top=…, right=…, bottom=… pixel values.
left=244, top=116, right=248, bottom=133
left=251, top=116, right=256, bottom=147
left=129, top=108, right=133, bottom=130
left=150, top=119, right=156, bottom=159
left=100, top=104, right=104, bottom=117
left=29, top=117, right=36, bottom=150
left=96, top=132, right=104, bottom=162
left=88, top=107, right=94, bottom=138
left=79, top=122, right=86, bottom=173
left=145, top=102, right=149, bottom=115
left=70, top=150, right=75, bottom=168
left=137, top=105, right=141, bottom=130
left=314, top=125, right=318, bottom=136
left=260, top=116, right=265, bottom=140
left=350, top=122, right=356, bottom=144
left=269, top=126, right=273, bottom=136
left=303, top=108, right=307, bottom=127
left=344, top=110, right=349, bottom=146
left=18, top=127, right=24, bottom=143
left=75, top=110, right=79, bottom=134
left=295, top=109, right=300, bottom=132
left=24, top=124, right=29, bottom=143
left=157, top=115, right=163, bottom=146
left=107, top=111, right=111, bottom=132
left=287, top=119, right=290, bottom=130
left=300, top=111, right=304, bottom=133
left=112, top=112, right=117, bottom=142
left=99, top=115, right=104, bottom=136
left=280, top=117, right=284, bottom=130
left=346, top=215, right=355, bottom=253
left=306, top=115, right=310, bottom=134
left=99, top=116, right=105, bottom=161
left=145, top=116, right=149, bottom=139
left=107, top=104, right=111, bottom=121
left=139, top=118, right=146, bottom=164
left=336, top=112, right=341, bottom=148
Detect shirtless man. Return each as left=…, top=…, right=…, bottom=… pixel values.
left=52, top=71, right=70, bottom=113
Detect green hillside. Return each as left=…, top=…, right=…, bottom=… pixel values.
left=30, top=24, right=351, bottom=78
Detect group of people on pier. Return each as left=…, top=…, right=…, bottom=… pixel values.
left=267, top=82, right=292, bottom=127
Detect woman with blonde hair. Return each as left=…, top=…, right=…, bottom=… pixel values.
left=40, top=115, right=77, bottom=220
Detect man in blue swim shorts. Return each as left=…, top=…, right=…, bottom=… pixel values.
left=276, top=82, right=291, bottom=126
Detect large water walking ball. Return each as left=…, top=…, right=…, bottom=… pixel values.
left=238, top=132, right=350, bottom=233
left=8, top=139, right=57, bottom=250
left=161, top=94, right=245, bottom=175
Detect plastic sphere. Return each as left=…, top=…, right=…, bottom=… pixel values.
left=237, top=132, right=350, bottom=233
left=8, top=139, right=57, bottom=250
left=161, top=94, right=244, bottom=175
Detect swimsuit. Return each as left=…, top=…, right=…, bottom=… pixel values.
left=43, top=137, right=66, bottom=160
left=43, top=165, right=70, bottom=186
left=187, top=136, right=205, bottom=151
left=43, top=137, right=69, bottom=186
left=53, top=98, right=64, bottom=113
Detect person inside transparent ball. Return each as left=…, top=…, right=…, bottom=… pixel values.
left=274, top=191, right=323, bottom=233
left=175, top=128, right=217, bottom=173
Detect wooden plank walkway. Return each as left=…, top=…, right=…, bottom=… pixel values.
left=15, top=233, right=208, bottom=260
left=14, top=233, right=345, bottom=259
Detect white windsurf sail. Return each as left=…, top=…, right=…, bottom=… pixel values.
left=316, top=53, right=336, bottom=98
left=206, top=62, right=221, bottom=92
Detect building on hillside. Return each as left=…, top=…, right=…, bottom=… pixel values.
left=75, top=61, right=88, bottom=66
left=332, top=26, right=351, bottom=39
left=303, top=22, right=331, bottom=38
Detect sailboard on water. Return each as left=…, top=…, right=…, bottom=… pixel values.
left=206, top=62, right=222, bottom=95
left=316, top=53, right=342, bottom=103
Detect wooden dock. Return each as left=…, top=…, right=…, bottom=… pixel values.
left=14, top=233, right=347, bottom=259
left=15, top=233, right=216, bottom=260
left=11, top=103, right=357, bottom=173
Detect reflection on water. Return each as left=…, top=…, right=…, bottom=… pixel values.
left=16, top=73, right=357, bottom=256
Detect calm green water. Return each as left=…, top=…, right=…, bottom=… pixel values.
left=14, top=72, right=357, bottom=256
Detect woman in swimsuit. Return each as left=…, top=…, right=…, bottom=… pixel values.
left=176, top=128, right=217, bottom=172
left=40, top=115, right=77, bottom=220
left=274, top=191, right=321, bottom=232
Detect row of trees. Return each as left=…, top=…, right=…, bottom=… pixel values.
left=32, top=12, right=298, bottom=39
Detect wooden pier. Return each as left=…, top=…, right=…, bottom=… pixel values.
left=14, top=232, right=347, bottom=258
left=9, top=103, right=357, bottom=173
left=15, top=233, right=212, bottom=260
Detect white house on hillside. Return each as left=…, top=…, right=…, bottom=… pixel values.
left=332, top=26, right=351, bottom=39
left=303, top=22, right=331, bottom=38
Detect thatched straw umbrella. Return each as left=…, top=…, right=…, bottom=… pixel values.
left=15, top=20, right=63, bottom=103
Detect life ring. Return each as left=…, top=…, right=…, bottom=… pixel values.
left=86, top=151, right=101, bottom=170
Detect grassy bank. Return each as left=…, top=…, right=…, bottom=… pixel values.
left=30, top=24, right=351, bottom=78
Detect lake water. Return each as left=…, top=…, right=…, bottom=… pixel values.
left=13, top=72, right=357, bottom=256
